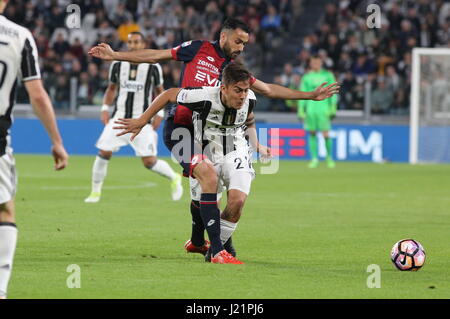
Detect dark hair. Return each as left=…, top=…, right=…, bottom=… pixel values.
left=221, top=18, right=250, bottom=34
left=222, top=62, right=252, bottom=86
left=128, top=32, right=145, bottom=42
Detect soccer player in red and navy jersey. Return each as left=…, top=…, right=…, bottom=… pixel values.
left=89, top=19, right=339, bottom=262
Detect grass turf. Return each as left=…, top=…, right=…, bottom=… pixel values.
left=7, top=154, right=450, bottom=298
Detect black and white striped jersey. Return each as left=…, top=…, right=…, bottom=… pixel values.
left=176, top=86, right=256, bottom=161
left=0, top=15, right=41, bottom=155
left=109, top=61, right=163, bottom=119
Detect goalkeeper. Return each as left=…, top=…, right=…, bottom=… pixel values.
left=295, top=55, right=337, bottom=168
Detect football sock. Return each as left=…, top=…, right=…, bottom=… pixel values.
left=190, top=200, right=205, bottom=247
left=148, top=160, right=176, bottom=180
left=199, top=193, right=223, bottom=256
left=308, top=134, right=318, bottom=159
left=325, top=137, right=333, bottom=160
left=0, top=223, right=17, bottom=298
left=92, top=155, right=109, bottom=193
left=220, top=219, right=237, bottom=245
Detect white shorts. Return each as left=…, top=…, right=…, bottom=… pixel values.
left=96, top=120, right=158, bottom=157
left=0, top=147, right=17, bottom=204
left=189, top=149, right=255, bottom=201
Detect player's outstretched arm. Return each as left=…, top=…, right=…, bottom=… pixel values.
left=114, top=88, right=182, bottom=140
left=251, top=79, right=340, bottom=101
left=88, top=43, right=173, bottom=63
left=24, top=79, right=69, bottom=170
left=245, top=112, right=272, bottom=160
left=101, top=83, right=117, bottom=125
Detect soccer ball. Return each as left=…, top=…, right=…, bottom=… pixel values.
left=390, top=239, right=426, bottom=271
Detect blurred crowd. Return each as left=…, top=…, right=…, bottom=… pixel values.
left=6, top=0, right=302, bottom=109
left=5, top=0, right=450, bottom=114
left=277, top=0, right=450, bottom=114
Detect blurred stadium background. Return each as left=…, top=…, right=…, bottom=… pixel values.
left=4, top=0, right=450, bottom=163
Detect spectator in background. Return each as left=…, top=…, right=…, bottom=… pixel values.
left=117, top=17, right=140, bottom=42
left=260, top=5, right=282, bottom=34
left=52, top=32, right=70, bottom=57
left=339, top=71, right=357, bottom=110
left=323, top=3, right=338, bottom=29
left=53, top=75, right=71, bottom=109
left=351, top=54, right=376, bottom=79
left=385, top=65, right=401, bottom=92
left=110, top=2, right=134, bottom=27
left=280, top=63, right=296, bottom=87
left=241, top=33, right=263, bottom=78
left=77, top=72, right=91, bottom=105
left=293, top=49, right=311, bottom=75
left=371, top=78, right=394, bottom=114
left=324, top=34, right=342, bottom=68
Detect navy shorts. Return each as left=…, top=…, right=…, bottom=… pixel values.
left=163, top=117, right=200, bottom=177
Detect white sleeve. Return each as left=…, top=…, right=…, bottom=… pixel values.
left=176, top=87, right=210, bottom=111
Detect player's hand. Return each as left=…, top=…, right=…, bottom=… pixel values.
left=257, top=144, right=272, bottom=163
left=51, top=144, right=68, bottom=171
left=88, top=43, right=116, bottom=61
left=311, top=82, right=340, bottom=101
left=101, top=111, right=110, bottom=125
left=113, top=118, right=145, bottom=141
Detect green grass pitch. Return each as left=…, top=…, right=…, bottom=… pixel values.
left=8, top=154, right=450, bottom=298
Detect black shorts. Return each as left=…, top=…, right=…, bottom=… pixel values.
left=163, top=117, right=200, bottom=177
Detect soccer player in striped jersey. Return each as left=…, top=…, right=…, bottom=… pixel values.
left=89, top=19, right=339, bottom=258
left=115, top=63, right=267, bottom=264
left=0, top=0, right=69, bottom=298
left=84, top=32, right=183, bottom=203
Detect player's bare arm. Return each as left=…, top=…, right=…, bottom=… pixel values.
left=101, top=83, right=117, bottom=125
left=251, top=78, right=340, bottom=101
left=150, top=85, right=165, bottom=131
left=245, top=112, right=271, bottom=158
left=88, top=43, right=173, bottom=64
left=114, top=88, right=182, bottom=140
left=24, top=79, right=69, bottom=170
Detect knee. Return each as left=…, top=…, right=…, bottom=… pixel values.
left=143, top=156, right=157, bottom=168
left=98, top=150, right=112, bottom=160
left=194, top=161, right=218, bottom=191
left=0, top=202, right=15, bottom=223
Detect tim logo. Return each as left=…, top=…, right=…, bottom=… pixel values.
left=269, top=128, right=306, bottom=157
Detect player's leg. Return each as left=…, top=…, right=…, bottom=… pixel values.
left=0, top=149, right=18, bottom=299
left=318, top=115, right=335, bottom=168
left=322, top=131, right=335, bottom=168
left=184, top=178, right=209, bottom=254
left=308, top=130, right=319, bottom=168
left=0, top=200, right=16, bottom=299
left=305, top=113, right=319, bottom=168
left=85, top=150, right=112, bottom=203
left=191, top=158, right=224, bottom=258
left=141, top=155, right=183, bottom=201
left=163, top=119, right=208, bottom=251
left=86, top=120, right=126, bottom=203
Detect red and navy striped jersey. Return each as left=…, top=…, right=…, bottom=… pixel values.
left=169, top=40, right=229, bottom=126
left=169, top=40, right=256, bottom=127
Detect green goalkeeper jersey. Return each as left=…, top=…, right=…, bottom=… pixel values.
left=297, top=69, right=337, bottom=117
